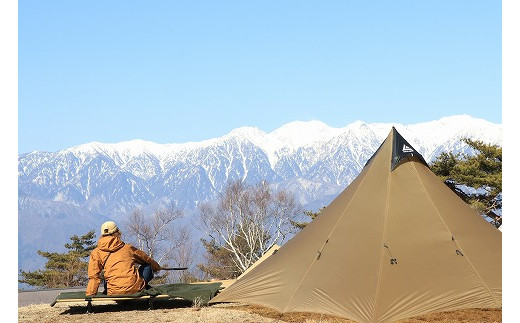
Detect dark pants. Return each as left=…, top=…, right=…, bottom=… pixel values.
left=103, top=263, right=154, bottom=293
left=138, top=263, right=154, bottom=285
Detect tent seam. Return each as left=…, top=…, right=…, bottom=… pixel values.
left=281, top=163, right=373, bottom=313
left=373, top=159, right=392, bottom=322
left=411, top=162, right=500, bottom=307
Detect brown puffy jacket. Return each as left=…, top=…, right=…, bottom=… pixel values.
left=86, top=234, right=161, bottom=296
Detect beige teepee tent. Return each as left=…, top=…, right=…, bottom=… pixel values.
left=210, top=127, right=501, bottom=322
left=236, top=244, right=280, bottom=280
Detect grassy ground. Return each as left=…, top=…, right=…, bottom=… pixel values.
left=18, top=300, right=502, bottom=322
left=229, top=304, right=501, bottom=322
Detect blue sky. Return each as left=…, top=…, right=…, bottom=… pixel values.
left=17, top=1, right=502, bottom=154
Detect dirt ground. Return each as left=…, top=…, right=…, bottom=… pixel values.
left=18, top=300, right=280, bottom=323
left=18, top=299, right=502, bottom=323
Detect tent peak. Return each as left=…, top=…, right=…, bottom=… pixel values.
left=390, top=127, right=428, bottom=170
left=364, top=127, right=428, bottom=171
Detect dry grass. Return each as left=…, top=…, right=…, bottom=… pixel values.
left=18, top=300, right=501, bottom=323
left=224, top=304, right=355, bottom=322
left=226, top=304, right=501, bottom=322
left=396, top=308, right=502, bottom=323
left=18, top=300, right=277, bottom=323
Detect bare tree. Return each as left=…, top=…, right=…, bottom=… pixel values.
left=199, top=180, right=301, bottom=275
left=170, top=238, right=202, bottom=283
left=123, top=203, right=188, bottom=268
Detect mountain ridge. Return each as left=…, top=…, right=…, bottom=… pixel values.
left=18, top=114, right=502, bottom=272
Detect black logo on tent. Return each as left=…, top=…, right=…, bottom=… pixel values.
left=391, top=127, right=428, bottom=171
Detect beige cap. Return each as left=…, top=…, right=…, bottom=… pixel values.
left=101, top=221, right=119, bottom=236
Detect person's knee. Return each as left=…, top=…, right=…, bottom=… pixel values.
left=139, top=263, right=154, bottom=283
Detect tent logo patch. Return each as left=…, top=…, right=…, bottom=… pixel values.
left=402, top=144, right=414, bottom=153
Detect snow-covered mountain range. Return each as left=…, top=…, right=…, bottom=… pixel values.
left=18, top=115, right=502, bottom=272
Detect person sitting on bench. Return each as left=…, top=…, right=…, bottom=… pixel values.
left=86, top=221, right=161, bottom=297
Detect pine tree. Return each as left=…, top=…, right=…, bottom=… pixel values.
left=197, top=238, right=240, bottom=280
left=430, top=138, right=502, bottom=227
left=19, top=230, right=97, bottom=288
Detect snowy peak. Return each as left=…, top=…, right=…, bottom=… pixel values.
left=268, top=120, right=341, bottom=147
left=227, top=126, right=266, bottom=139
left=54, top=115, right=500, bottom=164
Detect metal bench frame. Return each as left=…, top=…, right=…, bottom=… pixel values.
left=52, top=294, right=174, bottom=313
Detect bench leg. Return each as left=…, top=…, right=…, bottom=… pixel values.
left=148, top=296, right=155, bottom=310
left=86, top=300, right=93, bottom=313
